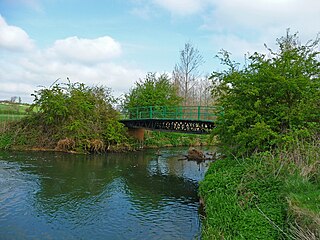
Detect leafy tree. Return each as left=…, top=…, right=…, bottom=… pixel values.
left=211, top=30, right=320, bottom=156
left=124, top=72, right=182, bottom=109
left=21, top=80, right=128, bottom=151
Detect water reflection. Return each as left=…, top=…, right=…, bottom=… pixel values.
left=0, top=148, right=211, bottom=240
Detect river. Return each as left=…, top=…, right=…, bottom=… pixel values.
left=0, top=148, right=211, bottom=240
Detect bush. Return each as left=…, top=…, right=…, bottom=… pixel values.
left=4, top=80, right=128, bottom=152
left=211, top=31, right=320, bottom=156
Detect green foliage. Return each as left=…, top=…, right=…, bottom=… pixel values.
left=211, top=31, right=320, bottom=156
left=124, top=72, right=182, bottom=109
left=9, top=80, right=128, bottom=152
left=200, top=135, right=320, bottom=239
left=144, top=131, right=211, bottom=147
left=0, top=131, right=14, bottom=149
left=199, top=157, right=287, bottom=239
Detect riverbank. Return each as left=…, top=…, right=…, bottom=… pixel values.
left=0, top=123, right=213, bottom=153
left=0, top=86, right=213, bottom=153
left=199, top=137, right=320, bottom=239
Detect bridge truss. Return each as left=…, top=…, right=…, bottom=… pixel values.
left=120, top=106, right=217, bottom=134
left=120, top=119, right=214, bottom=134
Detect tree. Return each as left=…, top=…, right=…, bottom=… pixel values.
left=123, top=72, right=182, bottom=109
left=10, top=96, right=17, bottom=103
left=173, top=43, right=204, bottom=105
left=25, top=80, right=127, bottom=151
left=211, top=30, right=320, bottom=156
left=190, top=75, right=214, bottom=106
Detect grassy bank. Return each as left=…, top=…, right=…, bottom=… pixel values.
left=199, top=137, right=320, bottom=239
left=0, top=103, right=212, bottom=152
left=0, top=123, right=212, bottom=152
left=144, top=131, right=212, bottom=148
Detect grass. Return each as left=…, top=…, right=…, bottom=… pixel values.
left=200, top=137, right=320, bottom=239
left=0, top=102, right=30, bottom=112
left=0, top=102, right=30, bottom=123
left=0, top=103, right=30, bottom=144
left=0, top=114, right=27, bottom=121
left=199, top=157, right=287, bottom=239
left=143, top=130, right=212, bottom=148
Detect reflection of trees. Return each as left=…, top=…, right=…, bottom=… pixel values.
left=124, top=167, right=198, bottom=209
left=33, top=153, right=125, bottom=214
left=37, top=159, right=110, bottom=196
left=3, top=150, right=201, bottom=215
left=121, top=154, right=199, bottom=211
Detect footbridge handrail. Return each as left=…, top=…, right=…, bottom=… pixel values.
left=122, top=106, right=218, bottom=122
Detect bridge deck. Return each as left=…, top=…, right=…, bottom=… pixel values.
left=120, top=106, right=217, bottom=134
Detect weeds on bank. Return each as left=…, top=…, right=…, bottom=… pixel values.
left=200, top=136, right=320, bottom=240
left=144, top=131, right=212, bottom=148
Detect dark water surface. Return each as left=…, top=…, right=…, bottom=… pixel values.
left=0, top=148, right=210, bottom=240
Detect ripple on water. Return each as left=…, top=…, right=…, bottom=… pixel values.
left=0, top=160, right=43, bottom=239
left=0, top=149, right=205, bottom=240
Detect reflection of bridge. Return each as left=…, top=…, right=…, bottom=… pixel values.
left=120, top=106, right=216, bottom=134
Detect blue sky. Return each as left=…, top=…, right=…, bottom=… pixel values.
left=1, top=0, right=319, bottom=102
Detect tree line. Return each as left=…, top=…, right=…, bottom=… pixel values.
left=1, top=31, right=319, bottom=157
left=124, top=42, right=213, bottom=109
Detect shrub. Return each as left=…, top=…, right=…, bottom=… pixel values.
left=210, top=31, right=320, bottom=156
left=5, top=80, right=128, bottom=152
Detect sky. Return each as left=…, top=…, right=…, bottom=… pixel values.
left=0, top=0, right=319, bottom=103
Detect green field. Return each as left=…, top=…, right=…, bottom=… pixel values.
left=0, top=102, right=30, bottom=112
left=0, top=114, right=27, bottom=122
left=0, top=102, right=30, bottom=123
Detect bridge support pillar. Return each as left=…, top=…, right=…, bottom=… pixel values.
left=128, top=128, right=145, bottom=141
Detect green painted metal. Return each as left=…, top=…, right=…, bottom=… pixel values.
left=122, top=106, right=218, bottom=122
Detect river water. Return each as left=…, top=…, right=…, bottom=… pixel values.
left=0, top=148, right=210, bottom=240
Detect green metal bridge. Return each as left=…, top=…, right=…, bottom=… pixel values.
left=120, top=106, right=217, bottom=134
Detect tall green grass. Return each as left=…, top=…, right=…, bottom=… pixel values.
left=200, top=136, right=320, bottom=239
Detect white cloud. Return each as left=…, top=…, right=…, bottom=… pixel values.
left=203, top=0, right=320, bottom=36
left=131, top=5, right=153, bottom=19
left=148, top=0, right=320, bottom=51
left=0, top=15, right=34, bottom=51
left=131, top=0, right=319, bottom=69
left=150, top=0, right=320, bottom=36
left=153, top=0, right=205, bottom=15
left=210, top=34, right=267, bottom=59
left=49, top=36, right=122, bottom=64
left=0, top=82, right=35, bottom=95
left=205, top=0, right=320, bottom=63
left=0, top=50, right=144, bottom=102
left=0, top=22, right=144, bottom=102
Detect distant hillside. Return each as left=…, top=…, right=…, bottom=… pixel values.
left=0, top=101, right=31, bottom=113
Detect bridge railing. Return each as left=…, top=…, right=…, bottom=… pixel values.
left=122, top=106, right=218, bottom=121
